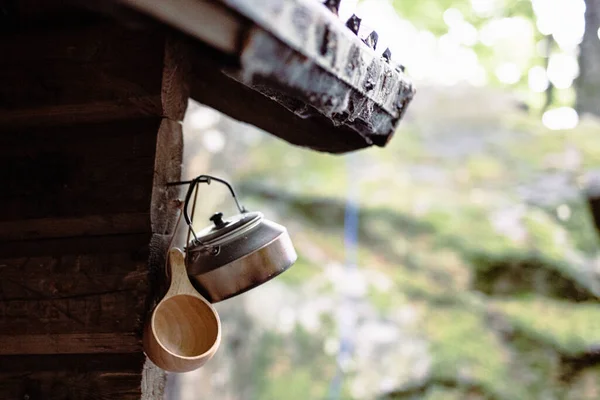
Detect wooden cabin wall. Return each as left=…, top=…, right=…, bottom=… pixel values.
left=0, top=6, right=188, bottom=399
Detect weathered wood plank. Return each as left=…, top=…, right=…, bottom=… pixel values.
left=189, top=46, right=369, bottom=152
left=118, top=0, right=415, bottom=153
left=0, top=253, right=147, bottom=301
left=0, top=23, right=165, bottom=111
left=0, top=353, right=145, bottom=372
left=0, top=212, right=150, bottom=241
left=0, top=371, right=142, bottom=400
left=140, top=34, right=189, bottom=398
left=119, top=0, right=243, bottom=55
left=160, top=33, right=193, bottom=122
left=0, top=97, right=162, bottom=129
left=0, top=117, right=158, bottom=153
left=0, top=0, right=98, bottom=29
left=0, top=290, right=144, bottom=335
left=0, top=117, right=160, bottom=221
left=0, top=233, right=150, bottom=258
left=0, top=15, right=184, bottom=130
left=0, top=333, right=141, bottom=355
left=0, top=354, right=145, bottom=400
left=0, top=250, right=148, bottom=336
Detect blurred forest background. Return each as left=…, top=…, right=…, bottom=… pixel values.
left=166, top=0, right=600, bottom=399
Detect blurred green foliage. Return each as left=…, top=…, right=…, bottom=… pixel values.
left=392, top=0, right=534, bottom=33
left=226, top=83, right=600, bottom=398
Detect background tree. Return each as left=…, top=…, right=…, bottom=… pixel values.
left=576, top=0, right=600, bottom=117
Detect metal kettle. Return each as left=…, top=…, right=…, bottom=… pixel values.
left=172, top=175, right=297, bottom=303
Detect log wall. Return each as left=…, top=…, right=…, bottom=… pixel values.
left=0, top=6, right=187, bottom=399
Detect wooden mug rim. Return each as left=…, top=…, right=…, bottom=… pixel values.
left=150, top=292, right=222, bottom=361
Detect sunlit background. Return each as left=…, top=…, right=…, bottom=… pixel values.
left=349, top=0, right=587, bottom=129
left=166, top=0, right=600, bottom=399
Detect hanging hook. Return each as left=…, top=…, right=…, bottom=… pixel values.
left=167, top=174, right=247, bottom=242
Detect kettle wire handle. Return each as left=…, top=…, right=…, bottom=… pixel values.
left=167, top=174, right=247, bottom=241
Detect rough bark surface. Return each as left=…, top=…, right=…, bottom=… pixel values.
left=0, top=7, right=188, bottom=399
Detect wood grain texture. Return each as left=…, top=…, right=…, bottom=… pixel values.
left=161, top=33, right=193, bottom=120
left=149, top=119, right=185, bottom=236
left=143, top=249, right=220, bottom=372
left=0, top=353, right=145, bottom=372
left=141, top=359, right=167, bottom=400
left=119, top=0, right=415, bottom=153
left=0, top=22, right=165, bottom=125
left=142, top=32, right=189, bottom=396
left=0, top=97, right=162, bottom=129
left=0, top=117, right=160, bottom=222
left=0, top=253, right=147, bottom=301
left=0, top=290, right=144, bottom=335
left=145, top=38, right=188, bottom=330
left=0, top=252, right=148, bottom=337
left=0, top=212, right=150, bottom=241
left=0, top=333, right=141, bottom=355
left=119, top=0, right=243, bottom=55
left=0, top=353, right=145, bottom=400
left=0, top=370, right=142, bottom=400
left=188, top=44, right=369, bottom=153
left=0, top=233, right=150, bottom=258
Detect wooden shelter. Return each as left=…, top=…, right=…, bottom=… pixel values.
left=0, top=0, right=414, bottom=398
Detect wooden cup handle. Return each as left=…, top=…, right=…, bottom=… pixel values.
left=164, top=248, right=198, bottom=298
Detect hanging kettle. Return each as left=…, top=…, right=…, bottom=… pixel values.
left=172, top=175, right=297, bottom=303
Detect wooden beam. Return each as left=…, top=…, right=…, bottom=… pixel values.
left=0, top=253, right=147, bottom=302
left=188, top=44, right=369, bottom=153
left=0, top=213, right=150, bottom=241
left=0, top=353, right=145, bottom=400
left=119, top=0, right=243, bottom=55
left=0, top=333, right=140, bottom=355
left=0, top=21, right=165, bottom=129
left=0, top=234, right=150, bottom=258
left=0, top=353, right=144, bottom=371
left=0, top=97, right=162, bottom=129
left=0, top=117, right=160, bottom=222
left=0, top=251, right=148, bottom=336
left=136, top=34, right=191, bottom=399
left=0, top=370, right=142, bottom=400
left=115, top=0, right=415, bottom=153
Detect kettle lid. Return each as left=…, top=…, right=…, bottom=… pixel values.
left=192, top=211, right=263, bottom=245
left=186, top=210, right=290, bottom=274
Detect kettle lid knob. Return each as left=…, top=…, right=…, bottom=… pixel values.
left=210, top=212, right=226, bottom=229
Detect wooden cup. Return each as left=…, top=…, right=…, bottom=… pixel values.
left=143, top=248, right=221, bottom=372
